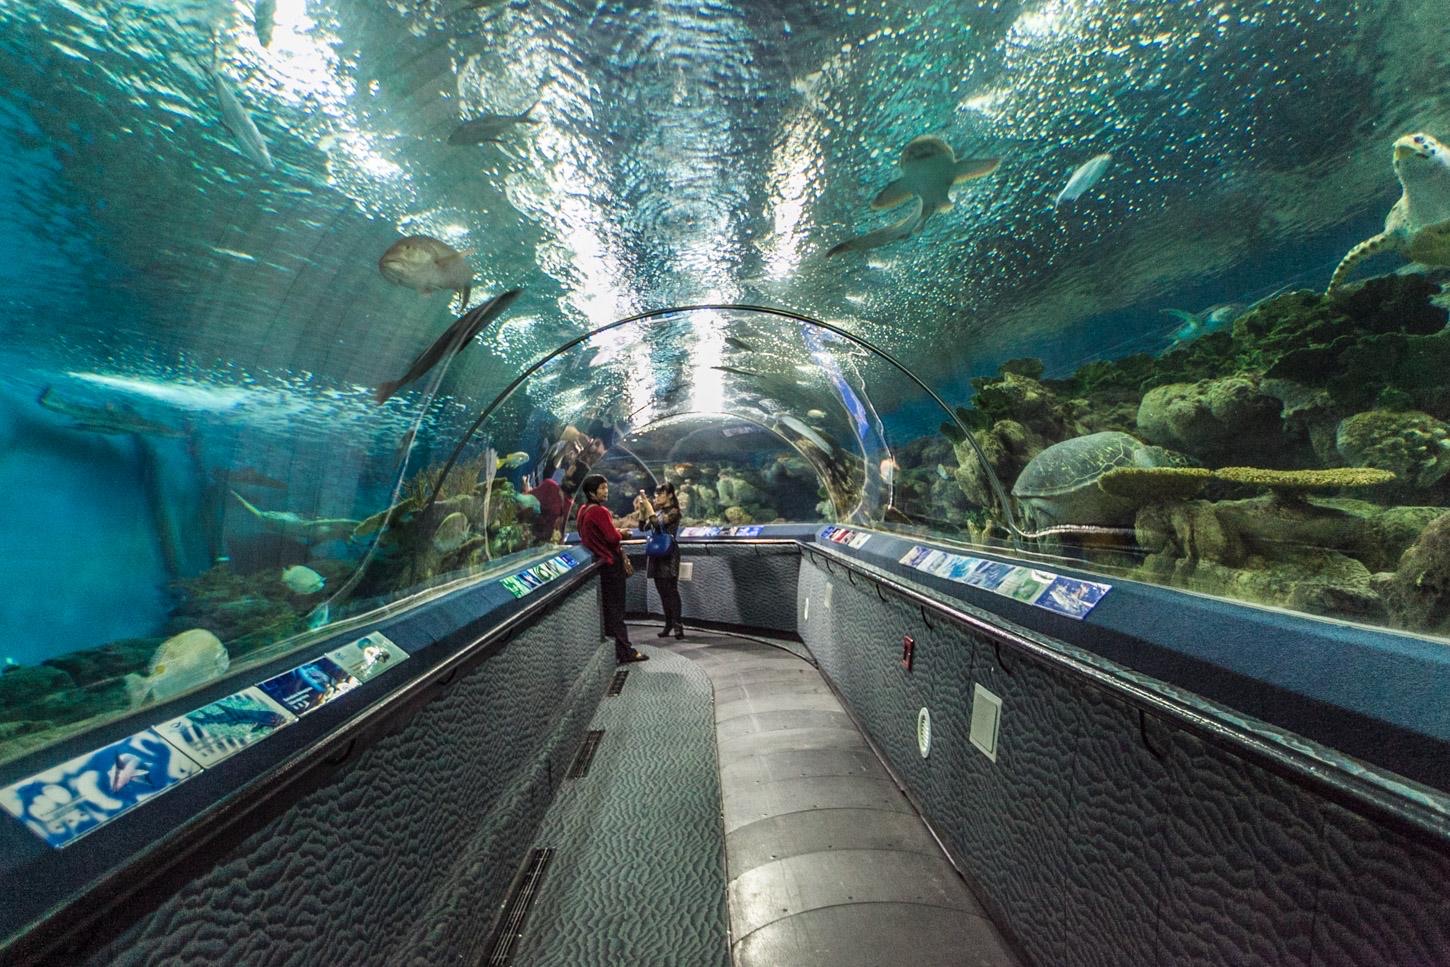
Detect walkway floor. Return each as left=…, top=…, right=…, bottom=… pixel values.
left=511, top=626, right=1020, bottom=967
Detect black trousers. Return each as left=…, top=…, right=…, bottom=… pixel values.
left=599, top=556, right=632, bottom=660
left=654, top=575, right=682, bottom=629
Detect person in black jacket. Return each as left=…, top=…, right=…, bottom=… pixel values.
left=639, top=481, right=684, bottom=639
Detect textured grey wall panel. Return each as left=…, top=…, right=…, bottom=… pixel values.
left=635, top=547, right=799, bottom=633
left=1314, top=801, right=1450, bottom=964
left=797, top=557, right=1450, bottom=967
left=83, top=585, right=612, bottom=967
left=1061, top=690, right=1173, bottom=967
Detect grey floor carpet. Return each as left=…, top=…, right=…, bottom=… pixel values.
left=509, top=629, right=731, bottom=967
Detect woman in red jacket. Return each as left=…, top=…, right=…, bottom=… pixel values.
left=576, top=474, right=649, bottom=663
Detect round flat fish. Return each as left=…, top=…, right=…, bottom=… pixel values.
left=432, top=511, right=470, bottom=552
left=125, top=629, right=230, bottom=707
left=282, top=564, right=326, bottom=594
left=378, top=235, right=474, bottom=300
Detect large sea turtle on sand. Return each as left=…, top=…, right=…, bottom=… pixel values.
left=1012, top=431, right=1190, bottom=532
left=1327, top=133, right=1450, bottom=293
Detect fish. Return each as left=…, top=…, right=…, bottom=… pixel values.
left=253, top=0, right=276, bottom=46
left=432, top=512, right=470, bottom=552
left=1161, top=303, right=1243, bottom=349
left=124, top=629, right=230, bottom=707
left=231, top=491, right=360, bottom=541
left=724, top=335, right=756, bottom=353
left=218, top=466, right=287, bottom=489
left=447, top=102, right=540, bottom=145
left=828, top=136, right=999, bottom=257
left=281, top=564, right=326, bottom=594
left=500, top=451, right=530, bottom=469
left=107, top=753, right=151, bottom=793
left=936, top=463, right=951, bottom=480
left=480, top=447, right=498, bottom=560
left=711, top=365, right=765, bottom=379
left=805, top=409, right=827, bottom=420
left=779, top=414, right=832, bottom=454
left=377, top=235, right=475, bottom=307
left=211, top=51, right=274, bottom=170
left=394, top=428, right=417, bottom=465
left=374, top=288, right=522, bottom=404
left=1054, top=152, right=1113, bottom=206
left=513, top=492, right=541, bottom=514
left=37, top=386, right=185, bottom=437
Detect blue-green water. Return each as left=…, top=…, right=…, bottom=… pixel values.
left=2, top=0, right=1449, bottom=762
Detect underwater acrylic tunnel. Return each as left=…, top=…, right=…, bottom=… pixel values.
left=3, top=0, right=1450, bottom=964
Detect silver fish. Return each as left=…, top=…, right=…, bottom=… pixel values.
left=213, top=63, right=274, bottom=169
left=1055, top=152, right=1112, bottom=206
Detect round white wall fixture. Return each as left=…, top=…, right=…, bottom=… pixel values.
left=917, top=706, right=932, bottom=758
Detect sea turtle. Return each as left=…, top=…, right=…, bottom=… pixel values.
left=1327, top=133, right=1450, bottom=293
left=1011, top=431, right=1191, bottom=532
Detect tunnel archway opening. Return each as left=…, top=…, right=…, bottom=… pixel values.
left=424, top=303, right=1015, bottom=536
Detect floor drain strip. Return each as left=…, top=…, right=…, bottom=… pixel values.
left=608, top=669, right=629, bottom=696
left=483, top=847, right=554, bottom=966
left=567, top=730, right=605, bottom=779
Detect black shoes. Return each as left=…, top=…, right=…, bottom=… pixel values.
left=619, top=648, right=650, bottom=663
left=656, top=626, right=673, bottom=638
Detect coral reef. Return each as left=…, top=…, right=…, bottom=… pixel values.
left=1381, top=513, right=1450, bottom=634
left=914, top=271, right=1450, bottom=634
left=1335, top=409, right=1450, bottom=491
left=1136, top=376, right=1285, bottom=463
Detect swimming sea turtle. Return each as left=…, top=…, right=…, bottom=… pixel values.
left=1011, top=431, right=1191, bottom=532
left=1327, top=133, right=1450, bottom=293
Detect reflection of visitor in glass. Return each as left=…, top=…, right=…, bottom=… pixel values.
left=576, top=474, right=648, bottom=664
left=527, top=473, right=572, bottom=544
left=640, top=482, right=685, bottom=640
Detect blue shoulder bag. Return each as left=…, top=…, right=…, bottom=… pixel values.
left=644, top=522, right=675, bottom=559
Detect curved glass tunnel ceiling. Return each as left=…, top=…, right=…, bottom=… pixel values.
left=5, top=0, right=1450, bottom=767
left=450, top=305, right=961, bottom=527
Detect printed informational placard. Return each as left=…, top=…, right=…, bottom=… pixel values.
left=1, top=729, right=202, bottom=848
left=257, top=657, right=360, bottom=717
left=730, top=525, right=763, bottom=537
left=896, top=545, right=1111, bottom=620
left=326, top=632, right=410, bottom=684
left=820, top=526, right=870, bottom=549
left=154, top=687, right=296, bottom=768
left=680, top=525, right=732, bottom=537
left=499, top=552, right=582, bottom=600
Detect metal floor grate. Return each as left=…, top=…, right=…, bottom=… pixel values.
left=607, top=669, right=629, bottom=696
left=567, top=730, right=605, bottom=779
left=483, top=847, right=554, bottom=967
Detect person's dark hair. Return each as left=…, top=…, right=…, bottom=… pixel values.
left=654, top=481, right=676, bottom=499
left=581, top=474, right=608, bottom=503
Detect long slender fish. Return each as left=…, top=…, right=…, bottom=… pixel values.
left=1054, top=152, right=1112, bottom=206
left=253, top=0, right=276, bottom=46
left=447, top=102, right=540, bottom=145
left=212, top=48, right=273, bottom=169
left=374, top=288, right=522, bottom=404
